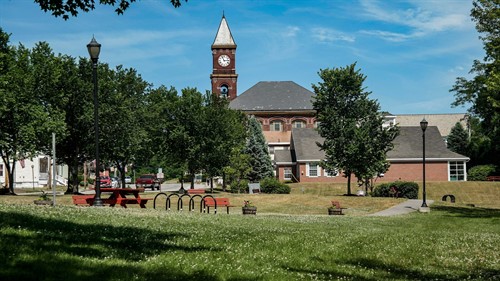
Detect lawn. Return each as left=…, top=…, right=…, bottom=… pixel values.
left=0, top=181, right=499, bottom=280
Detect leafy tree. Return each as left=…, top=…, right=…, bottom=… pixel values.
left=447, top=122, right=469, bottom=156
left=313, top=63, right=396, bottom=195
left=0, top=33, right=65, bottom=194
left=55, top=57, right=94, bottom=194
left=451, top=0, right=500, bottom=168
left=98, top=65, right=151, bottom=188
left=352, top=110, right=399, bottom=193
left=245, top=116, right=274, bottom=182
left=223, top=147, right=251, bottom=193
left=201, top=92, right=247, bottom=191
left=34, top=0, right=187, bottom=20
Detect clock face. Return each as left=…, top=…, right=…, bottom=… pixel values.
left=218, top=55, right=230, bottom=67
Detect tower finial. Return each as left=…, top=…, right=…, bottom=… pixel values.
left=222, top=10, right=225, bottom=18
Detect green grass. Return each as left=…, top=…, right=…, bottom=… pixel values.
left=0, top=203, right=499, bottom=280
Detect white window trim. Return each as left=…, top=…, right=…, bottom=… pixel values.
left=283, top=168, right=292, bottom=180
left=306, top=162, right=320, bottom=177
left=448, top=161, right=467, bottom=181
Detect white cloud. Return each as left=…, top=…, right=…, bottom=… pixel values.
left=312, top=27, right=355, bottom=43
left=283, top=26, right=300, bottom=37
left=359, top=0, right=471, bottom=41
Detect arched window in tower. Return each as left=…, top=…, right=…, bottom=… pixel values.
left=220, top=84, right=229, bottom=98
left=293, top=120, right=306, bottom=129
left=270, top=120, right=283, bottom=132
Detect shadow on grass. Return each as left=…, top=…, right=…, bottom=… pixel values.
left=433, top=205, right=500, bottom=218
left=0, top=211, right=221, bottom=280
left=283, top=257, right=500, bottom=281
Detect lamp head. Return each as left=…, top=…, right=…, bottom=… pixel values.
left=420, top=118, right=428, bottom=132
left=87, top=36, right=101, bottom=62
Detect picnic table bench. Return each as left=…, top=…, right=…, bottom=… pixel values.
left=72, top=188, right=152, bottom=208
left=187, top=189, right=206, bottom=195
left=202, top=197, right=235, bottom=214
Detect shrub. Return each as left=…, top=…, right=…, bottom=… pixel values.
left=230, top=180, right=249, bottom=193
left=468, top=165, right=496, bottom=181
left=260, top=177, right=291, bottom=194
left=372, top=181, right=419, bottom=199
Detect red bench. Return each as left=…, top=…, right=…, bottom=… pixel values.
left=187, top=189, right=206, bottom=195
left=486, top=176, right=500, bottom=181
left=203, top=197, right=234, bottom=214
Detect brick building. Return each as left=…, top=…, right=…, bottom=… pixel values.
left=213, top=15, right=469, bottom=183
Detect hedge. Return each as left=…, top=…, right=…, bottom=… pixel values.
left=372, top=181, right=419, bottom=199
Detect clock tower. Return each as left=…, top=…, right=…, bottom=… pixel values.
left=211, top=15, right=237, bottom=100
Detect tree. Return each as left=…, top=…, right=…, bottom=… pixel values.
left=98, top=65, right=151, bottom=188
left=201, top=92, right=247, bottom=191
left=0, top=33, right=66, bottom=194
left=55, top=57, right=95, bottom=194
left=451, top=0, right=500, bottom=167
left=244, top=116, right=274, bottom=182
left=34, top=0, right=187, bottom=20
left=351, top=110, right=399, bottom=193
left=447, top=122, right=469, bottom=156
left=223, top=147, right=252, bottom=193
left=313, top=63, right=396, bottom=195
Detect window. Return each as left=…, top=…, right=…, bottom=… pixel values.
left=270, top=120, right=283, bottom=132
left=307, top=163, right=319, bottom=177
left=293, top=120, right=306, bottom=129
left=0, top=164, right=3, bottom=177
left=284, top=167, right=292, bottom=180
left=268, top=146, right=275, bottom=155
left=449, top=161, right=466, bottom=181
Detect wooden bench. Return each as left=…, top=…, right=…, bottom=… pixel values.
left=203, top=197, right=234, bottom=214
left=329, top=201, right=345, bottom=215
left=187, top=189, right=206, bottom=195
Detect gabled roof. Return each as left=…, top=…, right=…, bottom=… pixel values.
left=387, top=126, right=469, bottom=161
left=212, top=15, right=236, bottom=48
left=288, top=127, right=469, bottom=162
left=274, top=149, right=294, bottom=164
left=291, top=128, right=325, bottom=162
left=229, top=81, right=315, bottom=111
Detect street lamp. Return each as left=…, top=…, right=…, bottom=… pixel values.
left=87, top=36, right=103, bottom=207
left=420, top=118, right=428, bottom=209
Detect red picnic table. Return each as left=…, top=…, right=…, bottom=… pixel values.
left=72, top=188, right=151, bottom=208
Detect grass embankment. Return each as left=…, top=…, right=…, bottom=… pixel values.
left=0, top=203, right=498, bottom=280
left=1, top=181, right=499, bottom=215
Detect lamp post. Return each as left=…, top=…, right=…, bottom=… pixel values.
left=420, top=118, right=428, bottom=209
left=87, top=36, right=103, bottom=207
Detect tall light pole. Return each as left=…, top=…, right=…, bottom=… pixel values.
left=87, top=36, right=103, bottom=207
left=420, top=118, right=428, bottom=209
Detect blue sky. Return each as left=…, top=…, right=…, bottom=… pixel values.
left=1, top=0, right=483, bottom=114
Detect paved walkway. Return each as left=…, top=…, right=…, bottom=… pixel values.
left=368, top=199, right=434, bottom=216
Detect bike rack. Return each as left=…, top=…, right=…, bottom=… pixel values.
left=153, top=193, right=219, bottom=214
left=153, top=192, right=168, bottom=210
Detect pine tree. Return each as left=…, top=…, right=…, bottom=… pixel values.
left=447, top=122, right=469, bottom=156
left=245, top=117, right=274, bottom=182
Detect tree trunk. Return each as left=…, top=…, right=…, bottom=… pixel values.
left=222, top=172, right=227, bottom=192
left=65, top=160, right=79, bottom=194
left=210, top=177, right=214, bottom=193
left=7, top=160, right=15, bottom=194
left=347, top=173, right=352, bottom=195
left=190, top=173, right=194, bottom=189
